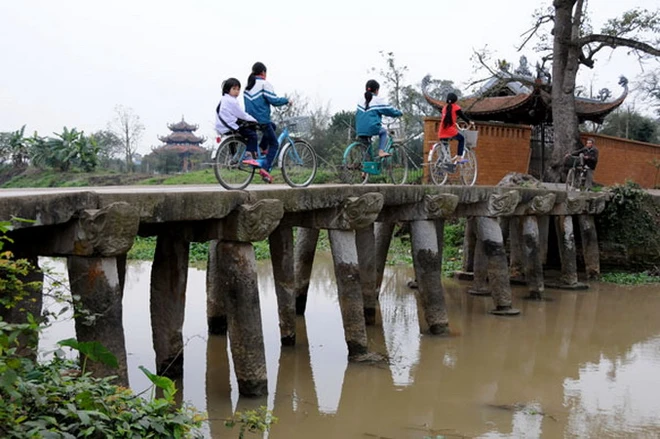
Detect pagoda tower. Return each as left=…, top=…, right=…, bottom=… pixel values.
left=156, top=117, right=207, bottom=172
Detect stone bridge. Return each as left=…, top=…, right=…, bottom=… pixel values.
left=0, top=185, right=608, bottom=396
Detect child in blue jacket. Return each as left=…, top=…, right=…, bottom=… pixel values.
left=356, top=79, right=402, bottom=157
left=244, top=62, right=290, bottom=182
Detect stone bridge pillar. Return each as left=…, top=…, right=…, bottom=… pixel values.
left=294, top=193, right=385, bottom=357
left=578, top=215, right=600, bottom=279
left=150, top=229, right=190, bottom=377
left=206, top=239, right=226, bottom=335
left=292, top=227, right=320, bottom=315
left=62, top=202, right=139, bottom=386
left=474, top=191, right=522, bottom=315
left=327, top=193, right=384, bottom=358
left=210, top=200, right=283, bottom=397
left=521, top=193, right=556, bottom=300
left=379, top=194, right=459, bottom=334
left=410, top=219, right=449, bottom=334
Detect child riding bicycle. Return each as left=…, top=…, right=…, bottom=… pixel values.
left=355, top=79, right=402, bottom=158
left=215, top=78, right=260, bottom=166
left=437, top=92, right=474, bottom=163
left=244, top=62, right=291, bottom=183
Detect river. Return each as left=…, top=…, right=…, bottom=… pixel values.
left=39, top=253, right=660, bottom=439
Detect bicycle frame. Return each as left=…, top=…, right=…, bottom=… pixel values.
left=349, top=135, right=395, bottom=175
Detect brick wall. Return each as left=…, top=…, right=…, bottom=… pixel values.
left=423, top=118, right=532, bottom=185
left=423, top=118, right=660, bottom=188
left=579, top=133, right=660, bottom=188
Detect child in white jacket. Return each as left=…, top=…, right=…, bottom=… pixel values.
left=215, top=78, right=260, bottom=166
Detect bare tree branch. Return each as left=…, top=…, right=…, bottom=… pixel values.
left=518, top=14, right=554, bottom=51
left=578, top=34, right=660, bottom=56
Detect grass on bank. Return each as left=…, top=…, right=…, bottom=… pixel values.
left=1, top=166, right=342, bottom=188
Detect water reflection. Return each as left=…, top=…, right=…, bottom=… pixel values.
left=39, top=254, right=660, bottom=438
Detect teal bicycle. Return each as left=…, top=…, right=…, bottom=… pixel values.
left=339, top=127, right=409, bottom=185
left=213, top=117, right=317, bottom=189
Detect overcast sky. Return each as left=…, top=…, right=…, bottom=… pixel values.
left=1, top=0, right=658, bottom=155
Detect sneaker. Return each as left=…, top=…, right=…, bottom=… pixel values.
left=258, top=168, right=273, bottom=184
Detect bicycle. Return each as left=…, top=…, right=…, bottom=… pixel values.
left=565, top=153, right=591, bottom=192
left=339, top=125, right=409, bottom=185
left=427, top=121, right=478, bottom=186
left=213, top=117, right=317, bottom=190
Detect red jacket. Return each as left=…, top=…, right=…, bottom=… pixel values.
left=437, top=104, right=462, bottom=139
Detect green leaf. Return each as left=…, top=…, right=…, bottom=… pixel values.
left=139, top=365, right=177, bottom=402
left=57, top=339, right=118, bottom=368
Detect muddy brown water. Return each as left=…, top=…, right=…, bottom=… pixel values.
left=39, top=254, right=660, bottom=439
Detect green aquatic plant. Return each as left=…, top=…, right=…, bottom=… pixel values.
left=224, top=406, right=278, bottom=439
left=600, top=271, right=660, bottom=285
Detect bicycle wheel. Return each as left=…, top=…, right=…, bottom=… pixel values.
left=340, top=142, right=369, bottom=185
left=459, top=148, right=478, bottom=186
left=565, top=168, right=576, bottom=192
left=384, top=143, right=408, bottom=185
left=213, top=137, right=255, bottom=190
left=429, top=143, right=449, bottom=186
left=281, top=139, right=317, bottom=188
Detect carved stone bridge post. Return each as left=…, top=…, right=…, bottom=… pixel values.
left=355, top=224, right=378, bottom=326
left=327, top=193, right=384, bottom=358
left=462, top=217, right=476, bottom=273
left=475, top=191, right=522, bottom=315
left=578, top=215, right=600, bottom=280
left=410, top=219, right=449, bottom=334
left=62, top=202, right=139, bottom=386
left=292, top=227, right=320, bottom=315
left=150, top=228, right=190, bottom=377
left=206, top=239, right=226, bottom=335
left=211, top=200, right=283, bottom=397
left=521, top=193, right=556, bottom=299
left=409, top=195, right=459, bottom=334
left=468, top=233, right=490, bottom=296
left=373, top=221, right=396, bottom=310
left=379, top=194, right=458, bottom=334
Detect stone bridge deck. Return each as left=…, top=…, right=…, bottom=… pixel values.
left=0, top=184, right=608, bottom=396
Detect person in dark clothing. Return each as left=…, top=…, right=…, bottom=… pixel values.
left=565, top=137, right=599, bottom=189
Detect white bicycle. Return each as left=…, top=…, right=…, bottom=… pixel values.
left=427, top=121, right=478, bottom=186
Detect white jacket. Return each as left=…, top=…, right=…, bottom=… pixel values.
left=215, top=94, right=257, bottom=133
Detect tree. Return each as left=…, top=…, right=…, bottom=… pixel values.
left=521, top=3, right=660, bottom=179
left=369, top=51, right=408, bottom=110
left=639, top=70, right=660, bottom=114
left=109, top=105, right=144, bottom=172
left=4, top=126, right=31, bottom=169
left=90, top=129, right=124, bottom=169
left=30, top=127, right=99, bottom=172
left=600, top=107, right=659, bottom=144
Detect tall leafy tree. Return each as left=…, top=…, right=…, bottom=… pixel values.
left=90, top=129, right=123, bottom=168
left=520, top=3, right=660, bottom=178
left=600, top=107, right=659, bottom=144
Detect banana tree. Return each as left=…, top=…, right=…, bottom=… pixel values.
left=8, top=125, right=30, bottom=168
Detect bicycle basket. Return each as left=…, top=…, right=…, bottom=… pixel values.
left=464, top=129, right=478, bottom=149
left=284, top=116, right=312, bottom=137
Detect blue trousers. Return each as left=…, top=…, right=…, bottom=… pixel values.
left=259, top=123, right=279, bottom=171
left=378, top=127, right=388, bottom=151
left=441, top=132, right=466, bottom=156
left=238, top=125, right=258, bottom=154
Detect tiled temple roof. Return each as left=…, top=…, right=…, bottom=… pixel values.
left=423, top=76, right=628, bottom=125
